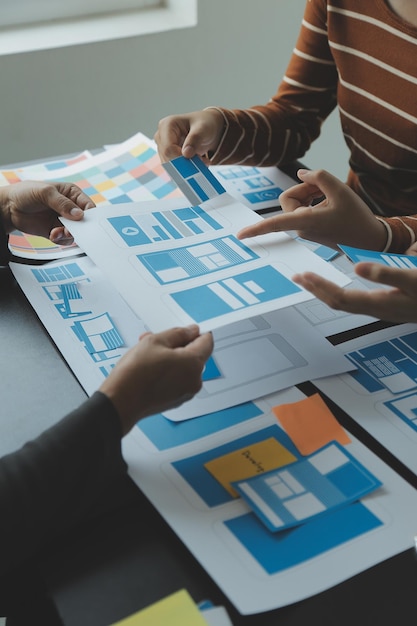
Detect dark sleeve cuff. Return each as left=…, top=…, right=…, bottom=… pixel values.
left=0, top=218, right=11, bottom=266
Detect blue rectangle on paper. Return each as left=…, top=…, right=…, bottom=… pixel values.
left=243, top=188, right=283, bottom=204
left=202, top=355, right=221, bottom=380
left=108, top=216, right=151, bottom=246
left=192, top=205, right=223, bottom=230
left=185, top=220, right=203, bottom=234
left=137, top=402, right=263, bottom=450
left=171, top=266, right=300, bottom=323
left=154, top=212, right=183, bottom=240
left=188, top=177, right=209, bottom=202
left=174, top=207, right=199, bottom=221
left=171, top=425, right=299, bottom=507
left=203, top=166, right=226, bottom=194
left=225, top=503, right=382, bottom=574
left=173, top=157, right=199, bottom=177
left=152, top=225, right=169, bottom=241
left=233, top=442, right=381, bottom=532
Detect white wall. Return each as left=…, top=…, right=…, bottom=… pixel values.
left=0, top=0, right=349, bottom=179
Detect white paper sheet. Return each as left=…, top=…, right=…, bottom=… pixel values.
left=314, top=322, right=417, bottom=475
left=10, top=257, right=353, bottom=421
left=123, top=385, right=417, bottom=614
left=61, top=194, right=350, bottom=333
left=210, top=163, right=295, bottom=211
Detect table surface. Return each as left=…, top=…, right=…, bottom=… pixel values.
left=2, top=160, right=417, bottom=625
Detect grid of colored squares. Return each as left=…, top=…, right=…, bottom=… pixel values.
left=55, top=142, right=179, bottom=206
left=8, top=139, right=182, bottom=258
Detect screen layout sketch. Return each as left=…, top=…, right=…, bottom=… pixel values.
left=63, top=195, right=350, bottom=333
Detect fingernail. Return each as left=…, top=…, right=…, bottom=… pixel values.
left=70, top=207, right=83, bottom=216
left=182, top=145, right=193, bottom=158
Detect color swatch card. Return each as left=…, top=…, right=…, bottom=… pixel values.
left=339, top=244, right=417, bottom=269
left=233, top=441, right=382, bottom=532
left=8, top=132, right=183, bottom=260
left=0, top=150, right=92, bottom=187
left=61, top=172, right=350, bottom=333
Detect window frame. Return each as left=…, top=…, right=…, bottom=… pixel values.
left=0, top=0, right=164, bottom=28
left=0, top=0, right=197, bottom=56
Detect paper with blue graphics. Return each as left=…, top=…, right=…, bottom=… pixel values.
left=10, top=255, right=353, bottom=421
left=62, top=158, right=350, bottom=333
left=233, top=441, right=381, bottom=533
left=339, top=244, right=417, bottom=269
left=210, top=162, right=295, bottom=211
left=123, top=384, right=417, bottom=614
left=163, top=155, right=228, bottom=206
left=314, top=322, right=417, bottom=478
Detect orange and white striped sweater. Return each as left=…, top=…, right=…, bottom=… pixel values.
left=208, top=0, right=417, bottom=253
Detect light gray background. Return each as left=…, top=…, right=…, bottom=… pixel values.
left=0, top=0, right=349, bottom=178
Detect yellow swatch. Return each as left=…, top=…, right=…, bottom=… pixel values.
left=273, top=393, right=351, bottom=456
left=110, top=589, right=208, bottom=626
left=95, top=179, right=116, bottom=192
left=205, top=438, right=296, bottom=497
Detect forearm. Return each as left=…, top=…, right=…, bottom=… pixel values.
left=0, top=392, right=126, bottom=577
left=0, top=186, right=13, bottom=234
left=379, top=216, right=417, bottom=253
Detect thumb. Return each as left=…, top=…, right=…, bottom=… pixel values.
left=354, top=262, right=417, bottom=290
left=154, top=325, right=201, bottom=349
left=45, top=186, right=85, bottom=221
left=182, top=123, right=216, bottom=158
left=182, top=143, right=197, bottom=159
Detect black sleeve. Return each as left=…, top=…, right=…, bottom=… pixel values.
left=0, top=391, right=127, bottom=578
left=0, top=217, right=11, bottom=266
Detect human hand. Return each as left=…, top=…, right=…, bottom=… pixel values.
left=154, top=109, right=225, bottom=163
left=99, top=325, right=214, bottom=435
left=237, top=169, right=388, bottom=251
left=0, top=181, right=95, bottom=244
left=405, top=241, right=417, bottom=256
left=292, top=263, right=417, bottom=324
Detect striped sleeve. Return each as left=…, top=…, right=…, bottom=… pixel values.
left=208, top=0, right=338, bottom=166
left=380, top=216, right=417, bottom=254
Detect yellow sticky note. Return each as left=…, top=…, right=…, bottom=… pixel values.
left=273, top=393, right=351, bottom=455
left=204, top=438, right=296, bottom=497
left=110, top=589, right=208, bottom=626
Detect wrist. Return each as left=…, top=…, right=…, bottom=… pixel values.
left=374, top=217, right=392, bottom=252
left=202, top=106, right=227, bottom=159
left=0, top=186, right=13, bottom=234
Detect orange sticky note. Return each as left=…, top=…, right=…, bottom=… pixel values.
left=204, top=438, right=297, bottom=497
left=273, top=393, right=351, bottom=455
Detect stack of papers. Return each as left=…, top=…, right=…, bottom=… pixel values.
left=9, top=134, right=417, bottom=617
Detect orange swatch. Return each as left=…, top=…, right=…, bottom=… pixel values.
left=273, top=393, right=351, bottom=455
